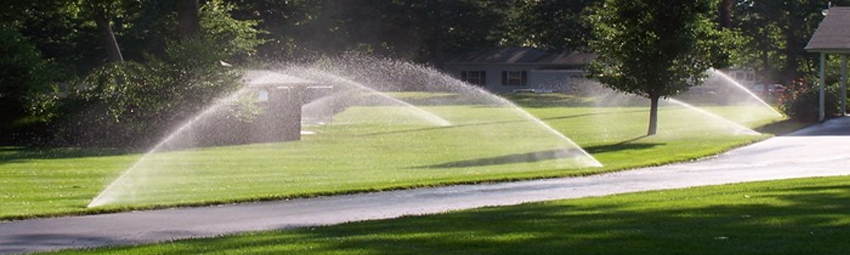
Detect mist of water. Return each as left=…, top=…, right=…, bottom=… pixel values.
left=663, top=99, right=761, bottom=136
left=88, top=55, right=602, bottom=208
left=289, top=66, right=453, bottom=127
left=706, top=69, right=783, bottom=117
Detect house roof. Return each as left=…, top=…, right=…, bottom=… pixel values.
left=444, top=47, right=595, bottom=66
left=805, top=7, right=850, bottom=53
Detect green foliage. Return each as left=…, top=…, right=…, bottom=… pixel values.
left=778, top=78, right=843, bottom=122
left=53, top=62, right=169, bottom=146
left=0, top=26, right=57, bottom=129
left=46, top=0, right=261, bottom=147
left=54, top=46, right=241, bottom=147
left=731, top=0, right=850, bottom=83
left=512, top=0, right=601, bottom=51
left=586, top=0, right=733, bottom=135
left=587, top=0, right=731, bottom=99
left=198, top=0, right=265, bottom=62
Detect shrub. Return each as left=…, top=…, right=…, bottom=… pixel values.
left=46, top=0, right=262, bottom=148
left=778, top=77, right=843, bottom=122
left=0, top=27, right=56, bottom=129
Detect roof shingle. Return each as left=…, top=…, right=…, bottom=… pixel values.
left=806, top=7, right=850, bottom=53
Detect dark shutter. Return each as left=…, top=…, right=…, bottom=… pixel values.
left=480, top=71, right=486, bottom=86
left=501, top=71, right=508, bottom=86
left=521, top=71, right=528, bottom=86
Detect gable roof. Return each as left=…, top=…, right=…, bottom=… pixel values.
left=806, top=7, right=850, bottom=53
left=444, top=47, right=595, bottom=67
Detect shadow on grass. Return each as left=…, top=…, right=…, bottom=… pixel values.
left=754, top=119, right=813, bottom=136
left=581, top=136, right=659, bottom=154
left=0, top=146, right=137, bottom=165
left=412, top=137, right=658, bottom=170
left=118, top=180, right=850, bottom=255
left=411, top=149, right=591, bottom=169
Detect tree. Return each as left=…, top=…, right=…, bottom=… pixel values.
left=717, top=0, right=733, bottom=29
left=0, top=26, right=55, bottom=130
left=587, top=0, right=732, bottom=135
left=728, top=0, right=850, bottom=85
left=84, top=0, right=125, bottom=63
left=177, top=0, right=201, bottom=39
left=513, top=0, right=601, bottom=51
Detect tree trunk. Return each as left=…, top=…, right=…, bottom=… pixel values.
left=647, top=95, right=659, bottom=136
left=177, top=0, right=201, bottom=39
left=93, top=8, right=124, bottom=63
left=430, top=0, right=445, bottom=68
left=782, top=1, right=800, bottom=83
left=718, top=0, right=733, bottom=29
left=759, top=44, right=771, bottom=96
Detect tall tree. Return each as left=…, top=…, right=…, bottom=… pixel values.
left=730, top=0, right=850, bottom=84
left=717, top=0, right=733, bottom=29
left=587, top=0, right=731, bottom=135
left=0, top=26, right=55, bottom=131
left=177, top=0, right=201, bottom=39
left=86, top=0, right=124, bottom=63
left=514, top=0, right=601, bottom=51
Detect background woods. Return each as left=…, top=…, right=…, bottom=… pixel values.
left=1, top=0, right=847, bottom=146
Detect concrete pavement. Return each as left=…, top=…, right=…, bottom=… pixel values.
left=2, top=117, right=850, bottom=254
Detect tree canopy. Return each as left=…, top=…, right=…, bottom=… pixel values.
left=0, top=0, right=844, bottom=145
left=587, top=0, right=733, bottom=135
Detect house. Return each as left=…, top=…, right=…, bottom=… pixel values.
left=442, top=47, right=595, bottom=93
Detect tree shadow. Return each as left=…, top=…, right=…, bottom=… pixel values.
left=411, top=136, right=657, bottom=170
left=411, top=149, right=591, bottom=169
left=219, top=180, right=850, bottom=255
left=781, top=117, right=850, bottom=136
left=0, top=146, right=137, bottom=165
left=79, top=178, right=850, bottom=255
left=582, top=136, right=660, bottom=154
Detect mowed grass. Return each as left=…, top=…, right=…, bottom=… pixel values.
left=42, top=175, right=850, bottom=255
left=0, top=93, right=794, bottom=220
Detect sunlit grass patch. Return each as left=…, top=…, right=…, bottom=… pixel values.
left=1, top=93, right=793, bottom=220
left=43, top=175, right=850, bottom=255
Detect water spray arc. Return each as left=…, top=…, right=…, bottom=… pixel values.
left=87, top=57, right=603, bottom=208
left=291, top=67, right=453, bottom=127
left=664, top=99, right=761, bottom=136
left=707, top=69, right=783, bottom=117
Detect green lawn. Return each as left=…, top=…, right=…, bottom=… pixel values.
left=1, top=93, right=794, bottom=220
left=42, top=175, right=850, bottom=255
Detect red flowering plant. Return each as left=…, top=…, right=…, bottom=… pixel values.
left=778, top=77, right=843, bottom=122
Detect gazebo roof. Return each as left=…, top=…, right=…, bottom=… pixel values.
left=806, top=7, right=850, bottom=53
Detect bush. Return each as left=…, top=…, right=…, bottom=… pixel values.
left=0, top=26, right=56, bottom=129
left=45, top=0, right=263, bottom=148
left=778, top=77, right=844, bottom=122
left=52, top=40, right=243, bottom=147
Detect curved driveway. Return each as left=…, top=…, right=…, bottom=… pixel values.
left=2, top=117, right=850, bottom=255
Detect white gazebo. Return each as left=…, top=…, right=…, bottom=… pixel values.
left=805, top=6, right=850, bottom=122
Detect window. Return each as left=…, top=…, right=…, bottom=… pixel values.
left=501, top=71, right=527, bottom=86
left=461, top=70, right=486, bottom=86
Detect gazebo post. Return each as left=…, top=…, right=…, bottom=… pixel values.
left=806, top=6, right=850, bottom=122
left=819, top=53, right=826, bottom=122
left=842, top=55, right=848, bottom=116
